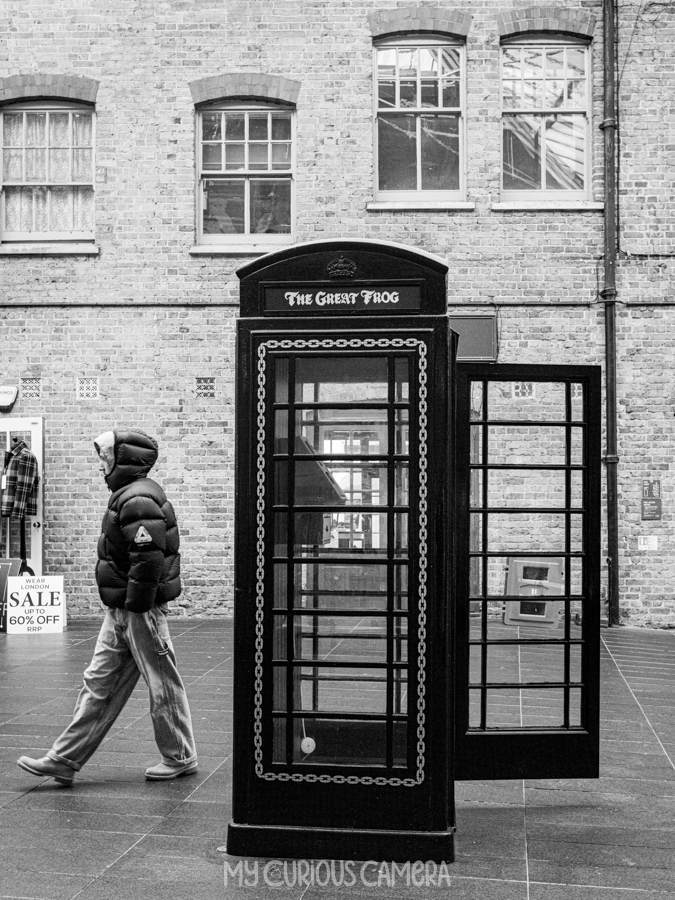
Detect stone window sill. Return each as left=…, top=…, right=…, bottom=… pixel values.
left=0, top=243, right=99, bottom=256
left=190, top=241, right=293, bottom=257
left=367, top=201, right=476, bottom=211
left=491, top=201, right=604, bottom=212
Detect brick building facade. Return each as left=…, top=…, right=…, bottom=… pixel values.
left=1, top=1, right=673, bottom=625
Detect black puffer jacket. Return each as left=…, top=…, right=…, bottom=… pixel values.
left=95, top=429, right=181, bottom=613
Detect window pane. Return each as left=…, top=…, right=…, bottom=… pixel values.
left=26, top=148, right=46, bottom=181
left=441, top=80, right=460, bottom=107
left=378, top=114, right=416, bottom=191
left=203, top=180, right=245, bottom=234
left=3, top=186, right=21, bottom=229
left=3, top=113, right=23, bottom=146
left=399, top=48, right=417, bottom=77
left=377, top=48, right=396, bottom=77
left=546, top=81, right=565, bottom=109
left=271, top=142, right=291, bottom=170
left=421, top=81, right=439, bottom=108
left=35, top=185, right=48, bottom=230
left=50, top=148, right=70, bottom=181
left=522, top=79, right=543, bottom=109
left=3, top=148, right=22, bottom=182
left=202, top=113, right=221, bottom=140
left=202, top=143, right=222, bottom=170
left=76, top=186, right=94, bottom=230
left=271, top=114, right=291, bottom=140
left=73, top=113, right=92, bottom=147
left=567, top=47, right=586, bottom=78
left=546, top=49, right=564, bottom=78
left=421, top=114, right=459, bottom=190
left=400, top=80, right=417, bottom=107
left=502, top=80, right=520, bottom=109
left=251, top=179, right=291, bottom=234
left=49, top=113, right=70, bottom=148
left=503, top=116, right=541, bottom=190
left=249, top=114, right=268, bottom=140
left=502, top=47, right=521, bottom=79
left=73, top=149, right=92, bottom=182
left=50, top=186, right=72, bottom=230
left=25, top=113, right=46, bottom=147
left=524, top=48, right=543, bottom=79
left=567, top=80, right=586, bottom=109
left=441, top=48, right=460, bottom=78
left=224, top=114, right=245, bottom=140
left=419, top=48, right=438, bottom=77
left=545, top=115, right=585, bottom=190
left=249, top=142, right=269, bottom=170
left=224, top=143, right=245, bottom=170
left=378, top=81, right=396, bottom=108
left=20, top=187, right=33, bottom=229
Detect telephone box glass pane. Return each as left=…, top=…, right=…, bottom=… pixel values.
left=263, top=347, right=420, bottom=773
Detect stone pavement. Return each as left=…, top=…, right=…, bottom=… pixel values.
left=1, top=618, right=674, bottom=900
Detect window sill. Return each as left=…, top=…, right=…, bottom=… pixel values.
left=0, top=242, right=99, bottom=256
left=367, top=201, right=476, bottom=211
left=491, top=201, right=604, bottom=212
left=190, top=240, right=293, bottom=257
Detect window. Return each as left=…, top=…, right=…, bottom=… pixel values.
left=374, top=39, right=464, bottom=200
left=197, top=103, right=294, bottom=245
left=501, top=40, right=590, bottom=197
left=1, top=102, right=95, bottom=241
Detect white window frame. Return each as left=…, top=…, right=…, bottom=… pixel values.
left=372, top=36, right=466, bottom=204
left=0, top=101, right=96, bottom=243
left=500, top=36, right=591, bottom=201
left=195, top=101, right=296, bottom=248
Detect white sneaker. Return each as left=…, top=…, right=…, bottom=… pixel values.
left=145, top=760, right=198, bottom=781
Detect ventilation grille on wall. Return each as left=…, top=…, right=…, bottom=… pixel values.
left=21, top=378, right=41, bottom=400
left=77, top=377, right=99, bottom=400
left=512, top=381, right=535, bottom=399
left=196, top=377, right=216, bottom=399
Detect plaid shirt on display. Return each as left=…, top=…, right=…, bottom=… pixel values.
left=2, top=441, right=39, bottom=519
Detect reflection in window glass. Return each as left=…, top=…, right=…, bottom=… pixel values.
left=501, top=43, right=588, bottom=194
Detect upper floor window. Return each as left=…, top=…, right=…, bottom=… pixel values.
left=197, top=103, right=294, bottom=245
left=501, top=39, right=590, bottom=197
left=1, top=102, right=95, bottom=241
left=374, top=39, right=465, bottom=200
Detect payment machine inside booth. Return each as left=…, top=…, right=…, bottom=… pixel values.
left=227, top=239, right=602, bottom=863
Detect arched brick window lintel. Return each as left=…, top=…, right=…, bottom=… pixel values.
left=189, top=74, right=301, bottom=108
left=0, top=73, right=99, bottom=106
left=497, top=7, right=596, bottom=41
left=368, top=7, right=472, bottom=40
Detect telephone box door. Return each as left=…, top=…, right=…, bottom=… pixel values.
left=454, top=364, right=601, bottom=780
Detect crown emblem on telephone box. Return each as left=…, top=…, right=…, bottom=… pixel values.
left=326, top=256, right=357, bottom=279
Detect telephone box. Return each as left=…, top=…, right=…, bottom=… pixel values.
left=228, top=239, right=457, bottom=861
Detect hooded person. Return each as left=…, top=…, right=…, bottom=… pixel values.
left=17, top=428, right=197, bottom=786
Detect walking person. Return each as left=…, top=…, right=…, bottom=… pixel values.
left=17, top=428, right=197, bottom=786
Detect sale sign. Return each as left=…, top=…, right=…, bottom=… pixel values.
left=6, top=576, right=66, bottom=634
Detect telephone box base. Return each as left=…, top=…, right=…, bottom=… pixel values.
left=226, top=822, right=456, bottom=863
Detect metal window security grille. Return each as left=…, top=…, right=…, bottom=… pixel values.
left=76, top=377, right=99, bottom=400
left=254, top=337, right=428, bottom=787
left=21, top=378, right=41, bottom=400
left=196, top=377, right=216, bottom=399
left=455, top=364, right=601, bottom=781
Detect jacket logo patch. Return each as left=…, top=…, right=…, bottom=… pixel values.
left=134, top=526, right=153, bottom=544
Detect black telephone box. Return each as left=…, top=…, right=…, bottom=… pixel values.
left=227, top=240, right=457, bottom=861
left=227, top=240, right=602, bottom=862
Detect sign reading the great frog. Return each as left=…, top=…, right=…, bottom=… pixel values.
left=264, top=284, right=421, bottom=313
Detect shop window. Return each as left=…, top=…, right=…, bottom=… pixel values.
left=374, top=38, right=465, bottom=202
left=197, top=103, right=294, bottom=247
left=501, top=39, right=590, bottom=198
left=1, top=102, right=95, bottom=242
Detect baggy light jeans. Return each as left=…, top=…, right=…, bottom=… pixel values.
left=48, top=605, right=197, bottom=772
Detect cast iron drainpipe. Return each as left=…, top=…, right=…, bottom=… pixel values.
left=601, top=0, right=620, bottom=626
